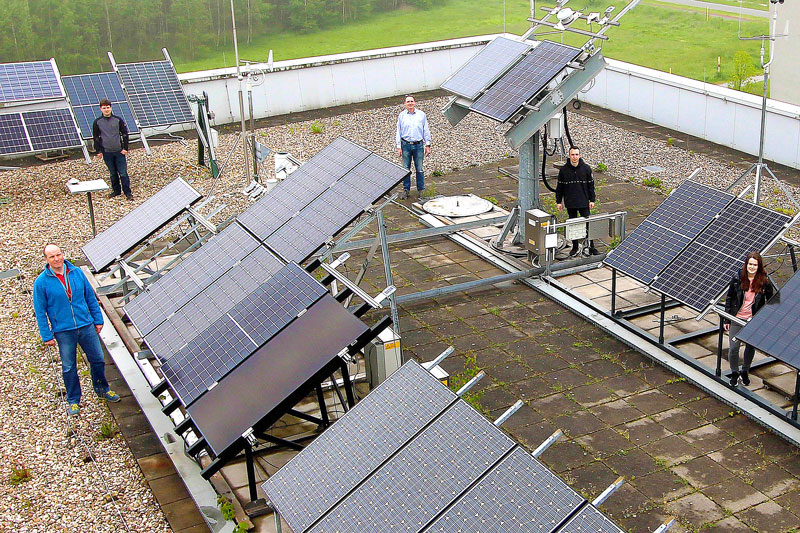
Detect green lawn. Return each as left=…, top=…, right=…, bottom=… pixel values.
left=174, top=0, right=766, bottom=86
left=687, top=0, right=768, bottom=10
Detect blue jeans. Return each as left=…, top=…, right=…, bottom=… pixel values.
left=54, top=324, right=109, bottom=404
left=401, top=140, right=425, bottom=191
left=102, top=151, right=130, bottom=195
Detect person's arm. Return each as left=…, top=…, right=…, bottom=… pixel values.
left=119, top=116, right=129, bottom=152
left=587, top=166, right=596, bottom=205
left=723, top=278, right=736, bottom=328
left=32, top=279, right=54, bottom=343
left=422, top=113, right=431, bottom=154
left=396, top=114, right=403, bottom=156
left=92, top=119, right=103, bottom=154
left=764, top=279, right=775, bottom=302
left=80, top=270, right=104, bottom=328
left=555, top=169, right=565, bottom=209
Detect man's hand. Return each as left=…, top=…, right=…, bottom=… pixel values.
left=95, top=324, right=103, bottom=335
left=121, top=150, right=128, bottom=155
left=557, top=203, right=563, bottom=211
left=397, top=148, right=402, bottom=158
left=724, top=324, right=730, bottom=332
left=424, top=145, right=431, bottom=156
left=589, top=201, right=595, bottom=209
left=44, top=339, right=56, bottom=346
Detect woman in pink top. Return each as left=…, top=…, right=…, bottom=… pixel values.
left=723, top=252, right=774, bottom=387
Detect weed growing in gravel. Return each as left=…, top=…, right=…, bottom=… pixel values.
left=666, top=137, right=675, bottom=146
left=310, top=120, right=324, bottom=134
left=608, top=236, right=621, bottom=249
left=594, top=162, right=608, bottom=173
left=642, top=176, right=662, bottom=189
left=9, top=461, right=32, bottom=485
left=484, top=196, right=498, bottom=205
left=432, top=169, right=443, bottom=177
left=97, top=420, right=119, bottom=440
left=217, top=494, right=236, bottom=521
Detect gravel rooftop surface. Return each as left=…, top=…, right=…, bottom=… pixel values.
left=0, top=95, right=797, bottom=531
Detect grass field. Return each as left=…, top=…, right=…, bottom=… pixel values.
left=174, top=0, right=767, bottom=85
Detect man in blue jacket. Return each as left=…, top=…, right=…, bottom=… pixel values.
left=33, top=244, right=120, bottom=416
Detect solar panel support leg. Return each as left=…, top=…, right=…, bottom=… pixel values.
left=658, top=294, right=666, bottom=345
left=344, top=232, right=381, bottom=308
left=716, top=317, right=724, bottom=378
left=790, top=245, right=798, bottom=273
left=316, top=385, right=330, bottom=427
left=377, top=210, right=401, bottom=343
left=244, top=443, right=259, bottom=503
left=329, top=373, right=349, bottom=413
left=793, top=372, right=800, bottom=421
left=139, top=130, right=152, bottom=155
left=610, top=268, right=617, bottom=315
left=339, top=360, right=357, bottom=409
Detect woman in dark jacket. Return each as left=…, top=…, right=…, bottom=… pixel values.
left=724, top=251, right=774, bottom=387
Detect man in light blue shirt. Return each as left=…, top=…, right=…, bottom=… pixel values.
left=395, top=95, right=431, bottom=199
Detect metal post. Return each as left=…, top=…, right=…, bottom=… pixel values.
left=315, top=384, right=329, bottom=427
left=229, top=0, right=251, bottom=185
left=340, top=360, right=356, bottom=408
left=610, top=268, right=617, bottom=315
left=244, top=443, right=257, bottom=502
left=793, top=371, right=800, bottom=421
left=658, top=293, right=666, bottom=344
left=790, top=244, right=798, bottom=272
left=248, top=82, right=258, bottom=180
left=517, top=132, right=541, bottom=243
left=87, top=192, right=97, bottom=236
left=754, top=63, right=768, bottom=205
left=377, top=210, right=401, bottom=340
left=716, top=317, right=724, bottom=377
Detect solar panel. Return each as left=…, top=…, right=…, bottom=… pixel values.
left=187, top=294, right=368, bottom=455
left=0, top=61, right=63, bottom=103
left=160, top=263, right=326, bottom=405
left=116, top=60, right=194, bottom=127
left=470, top=41, right=580, bottom=122
left=264, top=153, right=409, bottom=262
left=82, top=178, right=202, bottom=272
left=558, top=505, right=623, bottom=533
left=237, top=137, right=371, bottom=241
left=424, top=447, right=584, bottom=533
left=0, top=114, right=30, bottom=155
left=651, top=199, right=790, bottom=311
left=441, top=37, right=531, bottom=100
left=604, top=181, right=734, bottom=284
left=143, top=246, right=283, bottom=360
left=735, top=270, right=800, bottom=368
left=309, top=401, right=516, bottom=533
left=22, top=109, right=82, bottom=151
left=62, top=72, right=139, bottom=139
left=125, top=222, right=261, bottom=337
left=263, top=361, right=458, bottom=532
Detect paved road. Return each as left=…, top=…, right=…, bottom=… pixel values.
left=648, top=0, right=768, bottom=18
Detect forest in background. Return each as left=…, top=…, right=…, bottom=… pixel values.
left=0, top=0, right=445, bottom=74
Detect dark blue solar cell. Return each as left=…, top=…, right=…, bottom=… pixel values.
left=22, top=109, right=82, bottom=151
left=63, top=72, right=139, bottom=139
left=0, top=114, right=31, bottom=155
left=116, top=60, right=194, bottom=128
left=0, top=61, right=63, bottom=103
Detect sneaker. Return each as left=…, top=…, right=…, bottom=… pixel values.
left=399, top=189, right=410, bottom=200
left=102, top=390, right=121, bottom=403
left=67, top=403, right=80, bottom=416
left=108, top=191, right=121, bottom=199
left=125, top=193, right=134, bottom=200
left=729, top=371, right=739, bottom=387
left=740, top=371, right=750, bottom=386
left=568, top=246, right=580, bottom=258
left=587, top=247, right=602, bottom=256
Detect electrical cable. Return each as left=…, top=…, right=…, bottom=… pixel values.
left=540, top=128, right=557, bottom=193
left=563, top=106, right=574, bottom=148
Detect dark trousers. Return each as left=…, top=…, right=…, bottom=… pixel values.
left=401, top=140, right=425, bottom=191
left=567, top=206, right=592, bottom=249
left=102, top=151, right=131, bottom=195
left=53, top=324, right=109, bottom=404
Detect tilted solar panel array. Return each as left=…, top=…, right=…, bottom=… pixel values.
left=0, top=114, right=30, bottom=155
left=63, top=72, right=139, bottom=139
left=116, top=60, right=194, bottom=127
left=0, top=109, right=83, bottom=155
left=0, top=61, right=63, bottom=103
left=440, top=37, right=531, bottom=100
left=82, top=178, right=201, bottom=272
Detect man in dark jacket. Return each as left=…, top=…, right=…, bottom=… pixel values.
left=556, top=146, right=598, bottom=257
left=92, top=98, right=132, bottom=199
left=33, top=244, right=120, bottom=416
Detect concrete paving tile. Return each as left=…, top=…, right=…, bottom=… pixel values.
left=616, top=349, right=654, bottom=370
left=531, top=392, right=582, bottom=419
left=704, top=477, right=768, bottom=513
left=411, top=306, right=457, bottom=326
left=679, top=423, right=738, bottom=454
left=508, top=376, right=554, bottom=400
left=449, top=332, right=494, bottom=353
left=590, top=399, right=645, bottom=427
left=447, top=300, right=486, bottom=319
left=659, top=379, right=707, bottom=403
left=621, top=417, right=672, bottom=446
left=605, top=447, right=661, bottom=478
left=751, top=463, right=800, bottom=498
left=630, top=469, right=694, bottom=503
left=554, top=410, right=606, bottom=438
left=161, top=497, right=205, bottom=531
left=581, top=358, right=625, bottom=380
left=665, top=492, right=725, bottom=529
left=704, top=516, right=754, bottom=532
left=715, top=414, right=767, bottom=441
left=488, top=324, right=527, bottom=342
left=598, top=484, right=650, bottom=521
left=462, top=313, right=510, bottom=331
left=575, top=427, right=634, bottom=455
left=643, top=435, right=701, bottom=467
left=147, top=474, right=190, bottom=506
left=569, top=383, right=619, bottom=408
left=686, top=397, right=738, bottom=423
left=491, top=402, right=542, bottom=429
left=479, top=386, right=518, bottom=411
left=548, top=368, right=590, bottom=389
left=539, top=441, right=592, bottom=473
left=638, top=365, right=678, bottom=387
left=708, top=441, right=769, bottom=474
left=511, top=318, right=557, bottom=337
left=651, top=407, right=705, bottom=433
left=677, top=342, right=714, bottom=358
left=136, top=453, right=177, bottom=482
left=746, top=432, right=800, bottom=462
left=557, top=344, right=603, bottom=365
left=739, top=500, right=800, bottom=532
left=615, top=506, right=679, bottom=533
left=602, top=374, right=652, bottom=398
left=567, top=461, right=619, bottom=498
left=581, top=267, right=613, bottom=282
left=512, top=419, right=560, bottom=450
left=672, top=456, right=735, bottom=489
left=522, top=353, right=571, bottom=375
left=625, top=389, right=673, bottom=416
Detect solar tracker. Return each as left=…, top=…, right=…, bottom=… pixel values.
left=115, top=60, right=194, bottom=127
left=604, top=181, right=734, bottom=284
left=21, top=109, right=83, bottom=151
left=237, top=137, right=371, bottom=240
left=0, top=61, right=63, bottom=103
left=424, top=446, right=584, bottom=533
left=558, top=504, right=623, bottom=533
left=187, top=294, right=368, bottom=455
left=142, top=246, right=283, bottom=360
left=82, top=178, right=201, bottom=272
left=736, top=269, right=800, bottom=368
left=470, top=41, right=581, bottom=122
left=125, top=222, right=261, bottom=337
left=440, top=37, right=531, bottom=100
left=651, top=199, right=790, bottom=311
left=263, top=361, right=458, bottom=532
left=0, top=114, right=30, bottom=155
left=160, top=263, right=326, bottom=405
left=309, top=401, right=516, bottom=533
left=62, top=72, right=139, bottom=139
left=264, top=153, right=409, bottom=262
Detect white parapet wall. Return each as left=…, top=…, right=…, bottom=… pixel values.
left=178, top=35, right=800, bottom=170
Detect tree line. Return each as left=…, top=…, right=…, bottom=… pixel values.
left=0, top=0, right=444, bottom=75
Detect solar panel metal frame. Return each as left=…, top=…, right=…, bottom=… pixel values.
left=470, top=41, right=581, bottom=122
left=115, top=58, right=194, bottom=128
left=159, top=262, right=327, bottom=406
left=604, top=180, right=735, bottom=285
left=557, top=504, right=623, bottom=533
left=81, top=178, right=202, bottom=272
left=0, top=60, right=63, bottom=103
left=20, top=109, right=83, bottom=152
left=650, top=199, right=790, bottom=311
left=308, top=400, right=517, bottom=533
left=62, top=72, right=139, bottom=139
left=440, top=37, right=532, bottom=100
left=125, top=222, right=262, bottom=338
left=263, top=361, right=459, bottom=533
left=735, top=269, right=800, bottom=368
left=0, top=113, right=32, bottom=155
left=186, top=293, right=368, bottom=456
